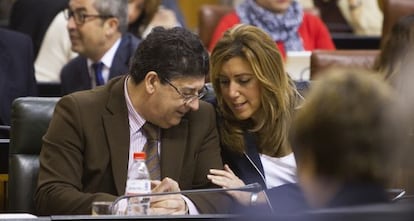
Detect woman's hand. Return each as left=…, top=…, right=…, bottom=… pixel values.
left=207, top=164, right=251, bottom=205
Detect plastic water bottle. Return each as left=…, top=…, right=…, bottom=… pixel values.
left=125, top=152, right=151, bottom=215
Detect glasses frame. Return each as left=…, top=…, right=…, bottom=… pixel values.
left=160, top=76, right=208, bottom=104
left=64, top=8, right=114, bottom=25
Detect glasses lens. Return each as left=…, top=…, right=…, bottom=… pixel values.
left=64, top=9, right=83, bottom=24
left=74, top=11, right=84, bottom=24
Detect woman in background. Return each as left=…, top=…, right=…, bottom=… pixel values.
left=373, top=14, right=414, bottom=195
left=374, top=14, right=414, bottom=86
left=208, top=0, right=334, bottom=56
left=128, top=0, right=181, bottom=39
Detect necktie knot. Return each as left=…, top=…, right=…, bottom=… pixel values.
left=92, top=62, right=104, bottom=86
left=141, top=122, right=158, bottom=142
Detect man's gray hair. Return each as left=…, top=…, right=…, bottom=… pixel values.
left=93, top=0, right=128, bottom=33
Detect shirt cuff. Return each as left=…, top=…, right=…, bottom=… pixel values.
left=181, top=195, right=199, bottom=215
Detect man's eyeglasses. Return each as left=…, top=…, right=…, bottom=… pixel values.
left=64, top=9, right=113, bottom=25
left=161, top=77, right=208, bottom=104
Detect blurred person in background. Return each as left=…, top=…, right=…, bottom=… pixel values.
left=208, top=0, right=335, bottom=56
left=8, top=0, right=68, bottom=58
left=374, top=14, right=414, bottom=195
left=374, top=14, right=414, bottom=86
left=127, top=0, right=181, bottom=39
left=0, top=28, right=37, bottom=136
left=337, top=0, right=383, bottom=36
left=35, top=0, right=181, bottom=83
left=290, top=69, right=405, bottom=208
left=59, top=0, right=139, bottom=95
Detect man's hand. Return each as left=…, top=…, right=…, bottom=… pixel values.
left=149, top=177, right=187, bottom=215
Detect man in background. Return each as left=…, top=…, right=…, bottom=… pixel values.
left=0, top=28, right=37, bottom=135
left=60, top=0, right=139, bottom=95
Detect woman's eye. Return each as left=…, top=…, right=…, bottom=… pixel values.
left=218, top=79, right=230, bottom=85
left=238, top=78, right=251, bottom=84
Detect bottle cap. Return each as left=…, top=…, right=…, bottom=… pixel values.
left=133, top=152, right=146, bottom=159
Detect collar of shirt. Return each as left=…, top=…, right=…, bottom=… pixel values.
left=87, top=37, right=122, bottom=86
left=124, top=76, right=146, bottom=134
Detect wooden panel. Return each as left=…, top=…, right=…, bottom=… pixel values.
left=0, top=174, right=8, bottom=211
left=177, top=0, right=220, bottom=31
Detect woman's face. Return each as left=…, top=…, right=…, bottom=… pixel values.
left=218, top=57, right=262, bottom=121
left=128, top=0, right=145, bottom=24
left=255, top=0, right=293, bottom=13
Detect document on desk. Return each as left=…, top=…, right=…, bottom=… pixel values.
left=0, top=213, right=38, bottom=219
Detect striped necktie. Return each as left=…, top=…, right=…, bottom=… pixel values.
left=92, top=62, right=104, bottom=86
left=141, top=122, right=160, bottom=180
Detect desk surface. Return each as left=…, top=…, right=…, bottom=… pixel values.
left=2, top=203, right=414, bottom=221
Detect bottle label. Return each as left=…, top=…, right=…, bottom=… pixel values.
left=126, top=180, right=151, bottom=195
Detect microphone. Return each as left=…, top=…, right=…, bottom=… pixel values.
left=111, top=182, right=263, bottom=214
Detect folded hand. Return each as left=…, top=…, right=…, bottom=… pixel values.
left=149, top=177, right=187, bottom=215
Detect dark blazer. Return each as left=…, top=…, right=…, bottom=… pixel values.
left=8, top=0, right=69, bottom=57
left=202, top=97, right=308, bottom=214
left=60, top=33, right=140, bottom=95
left=35, top=76, right=232, bottom=215
left=222, top=131, right=309, bottom=214
left=0, top=28, right=37, bottom=126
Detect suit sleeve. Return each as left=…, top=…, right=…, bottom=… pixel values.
left=183, top=102, right=234, bottom=213
left=35, top=95, right=116, bottom=215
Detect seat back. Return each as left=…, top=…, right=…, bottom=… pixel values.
left=313, top=0, right=353, bottom=33
left=382, top=0, right=414, bottom=41
left=310, top=50, right=379, bottom=80
left=8, top=97, right=59, bottom=213
left=198, top=4, right=233, bottom=48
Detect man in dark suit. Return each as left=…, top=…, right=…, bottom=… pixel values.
left=60, top=0, right=140, bottom=95
left=8, top=0, right=69, bottom=58
left=35, top=26, right=232, bottom=215
left=0, top=28, right=37, bottom=134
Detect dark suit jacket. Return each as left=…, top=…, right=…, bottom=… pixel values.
left=60, top=33, right=140, bottom=95
left=221, top=131, right=309, bottom=214
left=203, top=97, right=308, bottom=214
left=8, top=0, right=69, bottom=58
left=35, top=76, right=232, bottom=215
left=0, top=28, right=37, bottom=126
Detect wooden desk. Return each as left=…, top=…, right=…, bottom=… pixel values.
left=0, top=174, right=8, bottom=211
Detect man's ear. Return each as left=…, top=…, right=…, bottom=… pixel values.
left=104, top=18, right=120, bottom=36
left=144, top=71, right=159, bottom=94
